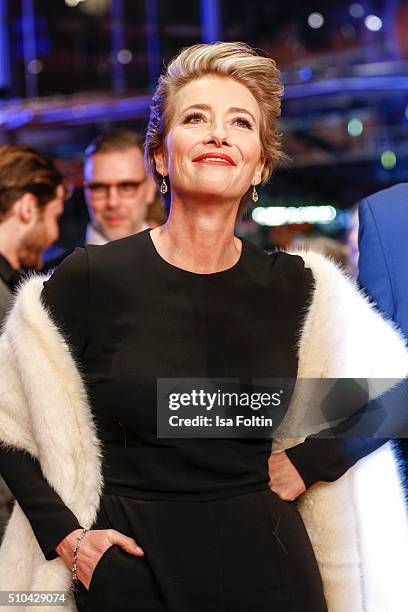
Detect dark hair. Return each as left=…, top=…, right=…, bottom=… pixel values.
left=0, top=145, right=63, bottom=222
left=84, top=129, right=144, bottom=159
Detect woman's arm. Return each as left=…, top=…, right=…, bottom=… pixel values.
left=0, top=248, right=89, bottom=559
left=285, top=376, right=408, bottom=488
left=282, top=264, right=408, bottom=490
left=0, top=447, right=82, bottom=560
left=285, top=438, right=387, bottom=489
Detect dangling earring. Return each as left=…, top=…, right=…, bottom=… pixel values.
left=160, top=174, right=168, bottom=195
left=252, top=183, right=258, bottom=203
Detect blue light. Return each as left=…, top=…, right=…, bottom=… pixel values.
left=0, top=108, right=34, bottom=129
left=299, top=67, right=313, bottom=82
left=349, top=3, right=364, bottom=19
left=284, top=76, right=408, bottom=99
left=200, top=0, right=221, bottom=43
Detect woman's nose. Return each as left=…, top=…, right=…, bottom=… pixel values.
left=204, top=122, right=231, bottom=147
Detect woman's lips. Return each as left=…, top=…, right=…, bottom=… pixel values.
left=192, top=153, right=236, bottom=166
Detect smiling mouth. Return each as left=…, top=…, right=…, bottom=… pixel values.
left=192, top=154, right=236, bottom=166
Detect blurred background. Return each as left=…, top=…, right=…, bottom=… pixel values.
left=0, top=0, right=407, bottom=263
left=1, top=0, right=408, bottom=547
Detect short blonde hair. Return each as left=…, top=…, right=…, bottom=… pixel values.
left=145, top=41, right=285, bottom=212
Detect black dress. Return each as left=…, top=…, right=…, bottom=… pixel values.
left=0, top=229, right=384, bottom=611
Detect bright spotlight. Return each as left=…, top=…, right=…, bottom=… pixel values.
left=365, top=15, right=383, bottom=31
left=308, top=12, right=324, bottom=29
left=347, top=118, right=364, bottom=137
left=252, top=205, right=337, bottom=227
left=381, top=151, right=397, bottom=170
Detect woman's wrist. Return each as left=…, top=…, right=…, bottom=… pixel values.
left=71, top=528, right=89, bottom=582
left=54, top=528, right=85, bottom=558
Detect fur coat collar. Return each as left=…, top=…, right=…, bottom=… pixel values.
left=0, top=250, right=407, bottom=611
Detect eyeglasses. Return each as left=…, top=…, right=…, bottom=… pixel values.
left=84, top=179, right=147, bottom=200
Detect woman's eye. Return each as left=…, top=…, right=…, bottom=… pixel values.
left=234, top=117, right=253, bottom=129
left=184, top=112, right=205, bottom=124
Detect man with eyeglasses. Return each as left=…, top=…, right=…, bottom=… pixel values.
left=83, top=129, right=156, bottom=245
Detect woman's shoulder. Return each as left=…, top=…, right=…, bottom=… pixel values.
left=272, top=250, right=315, bottom=301
left=84, top=229, right=150, bottom=277
left=243, top=239, right=312, bottom=278
left=42, top=246, right=88, bottom=299
left=241, top=240, right=315, bottom=310
left=271, top=248, right=310, bottom=271
left=86, top=229, right=149, bottom=258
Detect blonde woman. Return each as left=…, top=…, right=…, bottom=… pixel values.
left=1, top=42, right=407, bottom=612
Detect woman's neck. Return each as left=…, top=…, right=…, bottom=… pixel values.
left=150, top=201, right=242, bottom=274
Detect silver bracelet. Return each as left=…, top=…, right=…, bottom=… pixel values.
left=72, top=528, right=89, bottom=583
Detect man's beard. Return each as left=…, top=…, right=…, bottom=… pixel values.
left=18, top=226, right=46, bottom=270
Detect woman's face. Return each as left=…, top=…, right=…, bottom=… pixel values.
left=156, top=75, right=265, bottom=205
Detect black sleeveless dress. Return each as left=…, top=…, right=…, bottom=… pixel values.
left=1, top=229, right=329, bottom=611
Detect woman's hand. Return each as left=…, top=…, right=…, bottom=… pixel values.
left=268, top=450, right=306, bottom=501
left=54, top=528, right=144, bottom=590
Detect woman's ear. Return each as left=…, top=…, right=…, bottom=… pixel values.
left=153, top=148, right=168, bottom=177
left=253, top=155, right=266, bottom=186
